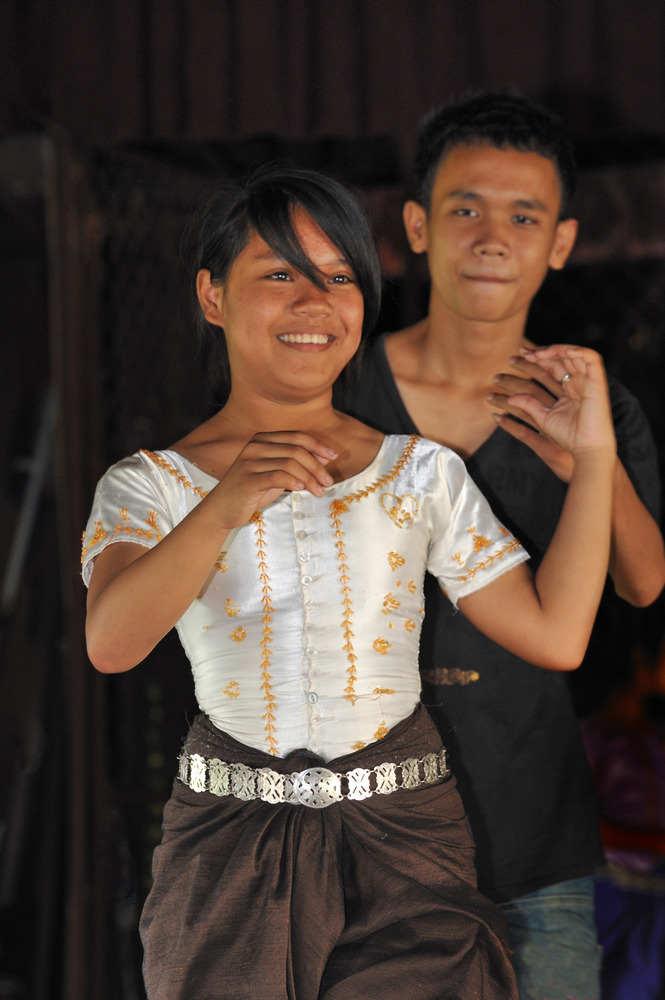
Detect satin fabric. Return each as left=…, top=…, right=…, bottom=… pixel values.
left=82, top=435, right=527, bottom=761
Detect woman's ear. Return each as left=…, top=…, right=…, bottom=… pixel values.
left=196, top=269, right=225, bottom=328
left=402, top=200, right=429, bottom=254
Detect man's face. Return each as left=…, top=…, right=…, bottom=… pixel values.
left=403, top=143, right=578, bottom=328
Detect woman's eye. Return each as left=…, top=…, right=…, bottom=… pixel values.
left=329, top=274, right=354, bottom=284
left=269, top=270, right=291, bottom=281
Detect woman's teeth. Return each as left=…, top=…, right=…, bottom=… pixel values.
left=278, top=333, right=330, bottom=344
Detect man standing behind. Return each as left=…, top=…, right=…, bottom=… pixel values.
left=339, top=92, right=665, bottom=999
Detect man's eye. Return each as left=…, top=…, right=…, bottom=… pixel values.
left=514, top=215, right=535, bottom=225
left=453, top=208, right=477, bottom=217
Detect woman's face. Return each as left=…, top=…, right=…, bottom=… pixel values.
left=198, top=209, right=364, bottom=403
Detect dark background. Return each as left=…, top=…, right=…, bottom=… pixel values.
left=1, top=2, right=665, bottom=997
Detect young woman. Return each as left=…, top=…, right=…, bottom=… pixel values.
left=81, top=166, right=616, bottom=1000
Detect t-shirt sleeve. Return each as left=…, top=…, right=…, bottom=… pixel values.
left=425, top=448, right=530, bottom=607
left=80, top=453, right=174, bottom=587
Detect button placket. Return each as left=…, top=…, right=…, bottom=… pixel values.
left=292, top=495, right=321, bottom=721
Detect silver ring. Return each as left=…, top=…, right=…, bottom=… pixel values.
left=559, top=372, right=572, bottom=384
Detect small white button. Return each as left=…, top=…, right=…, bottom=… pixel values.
left=311, top=714, right=321, bottom=725
left=301, top=575, right=313, bottom=586
left=298, top=552, right=310, bottom=563
left=296, top=530, right=307, bottom=540
left=304, top=600, right=313, bottom=610
left=306, top=647, right=317, bottom=657
left=305, top=623, right=315, bottom=634
left=308, top=692, right=318, bottom=704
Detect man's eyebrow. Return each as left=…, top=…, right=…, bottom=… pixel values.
left=445, top=189, right=482, bottom=202
left=512, top=197, right=548, bottom=212
left=444, top=190, right=549, bottom=212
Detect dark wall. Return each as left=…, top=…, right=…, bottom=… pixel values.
left=3, top=0, right=665, bottom=149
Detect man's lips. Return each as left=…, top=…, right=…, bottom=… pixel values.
left=462, top=273, right=514, bottom=283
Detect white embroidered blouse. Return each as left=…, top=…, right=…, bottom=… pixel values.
left=81, top=434, right=528, bottom=761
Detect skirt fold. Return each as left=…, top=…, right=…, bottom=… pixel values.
left=140, top=707, right=517, bottom=1000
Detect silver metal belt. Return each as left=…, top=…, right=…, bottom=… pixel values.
left=178, top=747, right=449, bottom=809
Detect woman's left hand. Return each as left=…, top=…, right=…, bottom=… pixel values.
left=486, top=345, right=616, bottom=478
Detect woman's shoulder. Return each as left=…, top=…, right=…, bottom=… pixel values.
left=97, top=448, right=216, bottom=497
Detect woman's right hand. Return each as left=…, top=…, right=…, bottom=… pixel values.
left=210, top=431, right=338, bottom=531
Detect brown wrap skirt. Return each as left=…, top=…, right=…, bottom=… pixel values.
left=140, top=704, right=517, bottom=999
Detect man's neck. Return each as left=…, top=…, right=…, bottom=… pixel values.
left=383, top=306, right=532, bottom=458
left=414, top=298, right=531, bottom=387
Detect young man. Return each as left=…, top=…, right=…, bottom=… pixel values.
left=339, top=92, right=665, bottom=999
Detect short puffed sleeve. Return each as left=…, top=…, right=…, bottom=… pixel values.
left=81, top=452, right=175, bottom=586
left=425, top=448, right=529, bottom=606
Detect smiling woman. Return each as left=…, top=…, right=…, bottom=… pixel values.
left=196, top=210, right=365, bottom=405
left=79, top=164, right=617, bottom=1000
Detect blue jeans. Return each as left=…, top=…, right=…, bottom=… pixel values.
left=499, top=877, right=602, bottom=1000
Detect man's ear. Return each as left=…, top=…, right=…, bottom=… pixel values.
left=402, top=200, right=428, bottom=255
left=549, top=218, right=578, bottom=271
left=196, top=269, right=225, bottom=327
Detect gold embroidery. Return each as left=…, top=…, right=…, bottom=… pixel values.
left=141, top=450, right=209, bottom=499
left=330, top=438, right=419, bottom=703
left=223, top=681, right=240, bottom=698
left=373, top=638, right=392, bottom=655
left=81, top=521, right=108, bottom=562
left=388, top=622, right=394, bottom=629
left=330, top=502, right=357, bottom=702
left=380, top=492, right=418, bottom=527
left=469, top=531, right=493, bottom=552
left=421, top=667, right=480, bottom=686
left=230, top=627, right=246, bottom=642
left=85, top=508, right=164, bottom=559
left=373, top=687, right=395, bottom=695
left=225, top=599, right=240, bottom=618
left=374, top=722, right=388, bottom=740
left=388, top=551, right=405, bottom=571
left=352, top=740, right=366, bottom=751
left=407, top=581, right=416, bottom=594
left=404, top=619, right=416, bottom=632
left=252, top=512, right=278, bottom=755
left=335, top=435, right=419, bottom=510
left=215, top=551, right=229, bottom=574
left=382, top=593, right=400, bottom=614
left=456, top=538, right=522, bottom=584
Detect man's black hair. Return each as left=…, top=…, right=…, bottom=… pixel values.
left=414, top=90, right=577, bottom=219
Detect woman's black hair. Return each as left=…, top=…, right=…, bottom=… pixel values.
left=187, top=164, right=382, bottom=399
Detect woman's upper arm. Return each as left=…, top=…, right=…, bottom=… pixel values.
left=86, top=541, right=151, bottom=612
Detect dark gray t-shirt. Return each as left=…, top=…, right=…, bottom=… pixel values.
left=337, top=332, right=661, bottom=901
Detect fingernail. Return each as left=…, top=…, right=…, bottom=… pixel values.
left=491, top=413, right=503, bottom=423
